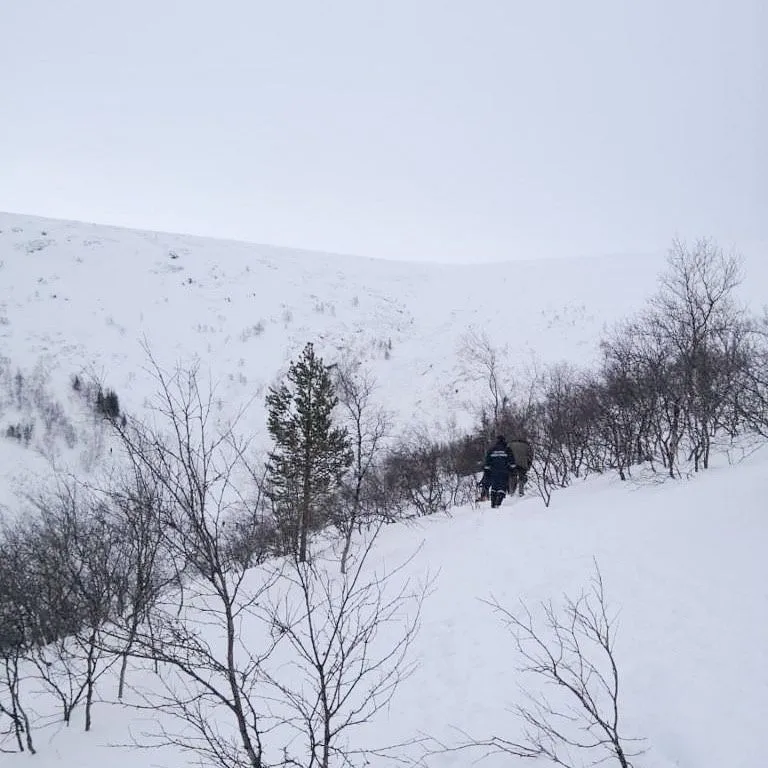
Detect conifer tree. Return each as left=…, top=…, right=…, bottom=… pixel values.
left=266, top=342, right=352, bottom=561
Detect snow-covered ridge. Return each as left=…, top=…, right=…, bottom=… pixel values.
left=3, top=212, right=765, bottom=439
left=0, top=212, right=670, bottom=435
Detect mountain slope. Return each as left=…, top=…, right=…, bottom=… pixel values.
left=6, top=444, right=768, bottom=768
left=0, top=212, right=671, bottom=436
left=1, top=212, right=767, bottom=768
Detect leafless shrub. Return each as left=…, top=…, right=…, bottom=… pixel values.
left=100, top=467, right=179, bottom=699
left=5, top=480, right=130, bottom=731
left=240, top=322, right=265, bottom=342
left=117, top=568, right=281, bottom=768
left=103, top=351, right=279, bottom=767
left=332, top=358, right=392, bottom=573
left=0, top=537, right=36, bottom=754
left=0, top=364, right=78, bottom=455
left=262, top=537, right=428, bottom=768
left=487, top=566, right=641, bottom=766
left=433, top=565, right=643, bottom=768
left=458, top=328, right=510, bottom=431
left=381, top=434, right=454, bottom=518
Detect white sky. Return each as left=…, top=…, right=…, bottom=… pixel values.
left=1, top=1, right=765, bottom=263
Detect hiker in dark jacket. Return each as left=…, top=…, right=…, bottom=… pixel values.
left=479, top=435, right=515, bottom=508
left=508, top=437, right=533, bottom=496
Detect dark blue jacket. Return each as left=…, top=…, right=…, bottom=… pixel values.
left=483, top=439, right=515, bottom=491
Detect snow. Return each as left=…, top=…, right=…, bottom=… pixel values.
left=393, top=448, right=768, bottom=768
left=0, top=212, right=673, bottom=438
left=1, top=212, right=767, bottom=767
left=5, top=446, right=768, bottom=768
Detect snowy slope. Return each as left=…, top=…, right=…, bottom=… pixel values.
left=7, top=445, right=768, bottom=768
left=0, top=212, right=670, bottom=435
left=0, top=210, right=686, bottom=500
left=2, top=212, right=765, bottom=451
left=1, top=212, right=767, bottom=768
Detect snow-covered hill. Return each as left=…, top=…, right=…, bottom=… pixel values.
left=1, top=212, right=670, bottom=435
left=6, top=442, right=768, bottom=768
left=1, top=212, right=767, bottom=768
left=2, top=212, right=765, bottom=454
left=0, top=210, right=673, bottom=499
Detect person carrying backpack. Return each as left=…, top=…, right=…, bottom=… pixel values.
left=508, top=437, right=533, bottom=496
left=478, top=435, right=515, bottom=508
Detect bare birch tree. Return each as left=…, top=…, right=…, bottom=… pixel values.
left=263, top=538, right=428, bottom=768
left=105, top=352, right=279, bottom=767
left=0, top=535, right=36, bottom=754
left=10, top=481, right=128, bottom=732
left=332, top=359, right=391, bottom=573
left=102, top=465, right=175, bottom=699
left=435, top=564, right=642, bottom=768
left=458, top=328, right=509, bottom=432
left=486, top=565, right=641, bottom=767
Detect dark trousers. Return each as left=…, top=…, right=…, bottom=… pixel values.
left=479, top=472, right=508, bottom=507
left=509, top=467, right=528, bottom=496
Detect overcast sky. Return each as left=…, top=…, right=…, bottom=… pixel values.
left=1, top=1, right=765, bottom=263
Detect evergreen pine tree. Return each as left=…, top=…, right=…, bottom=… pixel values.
left=265, top=342, right=352, bottom=561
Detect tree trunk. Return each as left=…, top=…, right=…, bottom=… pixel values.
left=118, top=611, right=141, bottom=699
left=340, top=502, right=358, bottom=575
left=85, top=629, right=98, bottom=732
left=223, top=595, right=263, bottom=768
left=3, top=655, right=35, bottom=753
left=299, top=467, right=311, bottom=563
